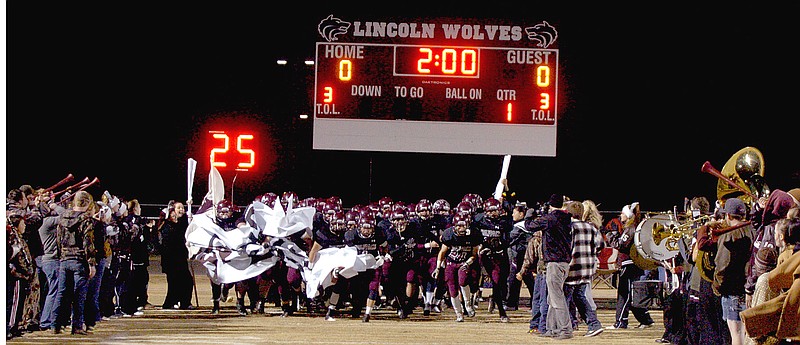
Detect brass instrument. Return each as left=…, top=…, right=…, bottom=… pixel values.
left=632, top=215, right=678, bottom=270
left=629, top=244, right=660, bottom=271
left=701, top=146, right=770, bottom=205
left=698, top=247, right=716, bottom=283
left=651, top=214, right=711, bottom=252
left=698, top=147, right=769, bottom=282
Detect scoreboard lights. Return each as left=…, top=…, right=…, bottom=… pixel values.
left=313, top=16, right=559, bottom=156
left=208, top=130, right=256, bottom=172
left=396, top=46, right=479, bottom=77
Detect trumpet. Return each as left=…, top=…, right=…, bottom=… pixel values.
left=651, top=214, right=712, bottom=252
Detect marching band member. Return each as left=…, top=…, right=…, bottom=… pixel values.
left=697, top=198, right=755, bottom=345
left=605, top=202, right=654, bottom=330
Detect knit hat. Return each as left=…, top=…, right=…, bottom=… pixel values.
left=788, top=188, right=800, bottom=206
left=752, top=246, right=778, bottom=276
left=548, top=194, right=563, bottom=209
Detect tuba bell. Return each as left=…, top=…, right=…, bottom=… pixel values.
left=701, top=146, right=770, bottom=207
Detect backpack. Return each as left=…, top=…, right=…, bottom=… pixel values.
left=57, top=210, right=97, bottom=261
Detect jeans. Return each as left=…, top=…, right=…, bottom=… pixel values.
left=38, top=259, right=60, bottom=329
left=53, top=259, right=89, bottom=330
left=565, top=282, right=602, bottom=331
left=35, top=256, right=47, bottom=314
left=85, top=257, right=107, bottom=326
left=529, top=273, right=548, bottom=332
left=720, top=294, right=745, bottom=321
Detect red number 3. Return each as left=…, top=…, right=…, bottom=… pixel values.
left=210, top=132, right=255, bottom=170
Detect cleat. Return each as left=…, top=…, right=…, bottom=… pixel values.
left=488, top=302, right=495, bottom=314
left=500, top=316, right=509, bottom=323
left=432, top=302, right=442, bottom=313
left=455, top=315, right=464, bottom=322
left=325, top=308, right=336, bottom=321
left=423, top=304, right=431, bottom=316
left=236, top=304, right=248, bottom=316
left=53, top=327, right=62, bottom=334
left=466, top=307, right=476, bottom=317
left=71, top=329, right=88, bottom=335
left=362, top=314, right=370, bottom=323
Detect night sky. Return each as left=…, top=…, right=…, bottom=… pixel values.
left=6, top=3, right=799, bottom=217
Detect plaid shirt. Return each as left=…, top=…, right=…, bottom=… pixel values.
left=566, top=218, right=600, bottom=285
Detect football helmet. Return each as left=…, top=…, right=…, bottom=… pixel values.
left=391, top=208, right=408, bottom=232
left=322, top=200, right=340, bottom=223
left=345, top=209, right=361, bottom=231
left=256, top=192, right=279, bottom=207
left=216, top=199, right=235, bottom=221
left=330, top=210, right=347, bottom=234
left=359, top=213, right=376, bottom=238
left=483, top=197, right=502, bottom=218
left=462, top=193, right=483, bottom=210
left=455, top=201, right=474, bottom=216
left=452, top=213, right=471, bottom=236
left=432, top=199, right=451, bottom=215
left=378, top=196, right=393, bottom=210
left=281, top=191, right=298, bottom=210
left=416, top=199, right=432, bottom=220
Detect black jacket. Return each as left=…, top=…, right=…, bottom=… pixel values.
left=524, top=209, right=572, bottom=263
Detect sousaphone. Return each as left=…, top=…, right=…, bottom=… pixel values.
left=697, top=146, right=769, bottom=282
left=702, top=146, right=770, bottom=205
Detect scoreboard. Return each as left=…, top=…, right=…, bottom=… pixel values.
left=313, top=16, right=560, bottom=156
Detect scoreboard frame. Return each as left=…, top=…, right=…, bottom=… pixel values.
left=312, top=15, right=560, bottom=156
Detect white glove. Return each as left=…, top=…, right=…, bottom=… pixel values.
left=384, top=253, right=393, bottom=262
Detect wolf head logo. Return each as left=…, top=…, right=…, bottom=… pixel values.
left=525, top=21, right=558, bottom=48
left=318, top=14, right=351, bottom=42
